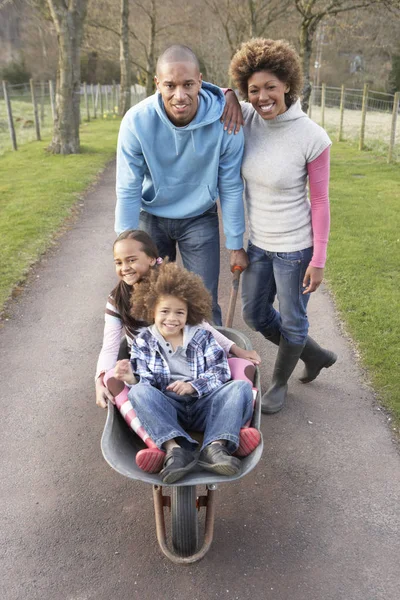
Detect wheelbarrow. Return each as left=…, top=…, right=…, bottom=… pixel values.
left=101, top=268, right=263, bottom=563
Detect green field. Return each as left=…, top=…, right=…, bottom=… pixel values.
left=0, top=117, right=120, bottom=310
left=327, top=141, right=400, bottom=424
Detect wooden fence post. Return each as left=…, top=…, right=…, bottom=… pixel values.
left=388, top=91, right=399, bottom=164
left=308, top=85, right=313, bottom=119
left=30, top=78, right=41, bottom=141
left=112, top=80, right=116, bottom=114
left=91, top=83, right=96, bottom=119
left=83, top=82, right=90, bottom=121
left=337, top=84, right=345, bottom=142
left=359, top=83, right=369, bottom=151
left=40, top=80, right=45, bottom=125
left=321, top=82, right=326, bottom=128
left=49, top=79, right=55, bottom=123
left=99, top=84, right=104, bottom=117
left=2, top=80, right=17, bottom=150
left=105, top=85, right=109, bottom=113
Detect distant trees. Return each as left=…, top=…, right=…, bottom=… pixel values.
left=294, top=0, right=400, bottom=112
left=2, top=0, right=399, bottom=153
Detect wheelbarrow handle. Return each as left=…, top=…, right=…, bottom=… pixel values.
left=225, top=266, right=243, bottom=329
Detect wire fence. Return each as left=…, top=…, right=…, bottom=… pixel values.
left=0, top=80, right=146, bottom=155
left=309, top=85, right=399, bottom=161
left=1, top=81, right=399, bottom=161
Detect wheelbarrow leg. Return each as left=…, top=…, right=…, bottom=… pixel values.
left=152, top=484, right=217, bottom=564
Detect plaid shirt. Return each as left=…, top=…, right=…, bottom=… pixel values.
left=130, top=326, right=231, bottom=397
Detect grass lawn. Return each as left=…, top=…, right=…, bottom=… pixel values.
left=0, top=117, right=120, bottom=310
left=328, top=141, right=400, bottom=424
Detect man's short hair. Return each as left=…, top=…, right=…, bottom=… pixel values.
left=156, top=45, right=200, bottom=75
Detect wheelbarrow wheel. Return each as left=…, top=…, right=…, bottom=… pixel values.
left=171, top=486, right=198, bottom=557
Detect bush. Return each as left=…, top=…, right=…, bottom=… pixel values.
left=1, top=61, right=31, bottom=85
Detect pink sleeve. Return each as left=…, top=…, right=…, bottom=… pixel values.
left=201, top=321, right=233, bottom=355
left=307, top=146, right=331, bottom=268
left=95, top=315, right=124, bottom=381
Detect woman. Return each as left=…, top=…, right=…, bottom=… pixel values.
left=226, top=38, right=336, bottom=414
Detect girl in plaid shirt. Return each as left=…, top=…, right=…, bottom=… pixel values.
left=114, top=261, right=256, bottom=484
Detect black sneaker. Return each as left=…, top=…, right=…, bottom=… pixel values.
left=159, top=447, right=198, bottom=484
left=198, top=443, right=241, bottom=476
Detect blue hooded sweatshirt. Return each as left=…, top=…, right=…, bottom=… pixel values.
left=115, top=81, right=245, bottom=249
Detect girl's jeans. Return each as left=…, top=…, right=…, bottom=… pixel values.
left=127, top=380, right=253, bottom=454
left=241, top=241, right=313, bottom=346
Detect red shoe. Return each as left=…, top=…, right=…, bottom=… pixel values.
left=234, top=428, right=261, bottom=457
left=136, top=448, right=166, bottom=473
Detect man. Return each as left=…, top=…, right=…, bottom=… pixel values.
left=115, top=44, right=247, bottom=325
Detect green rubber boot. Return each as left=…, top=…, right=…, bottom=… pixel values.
left=261, top=329, right=337, bottom=384
left=261, top=338, right=304, bottom=414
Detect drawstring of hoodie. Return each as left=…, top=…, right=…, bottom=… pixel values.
left=172, top=129, right=196, bottom=156
left=173, top=130, right=179, bottom=156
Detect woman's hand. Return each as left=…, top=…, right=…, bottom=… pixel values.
left=303, top=266, right=324, bottom=294
left=166, top=381, right=195, bottom=396
left=95, top=376, right=115, bottom=409
left=220, top=90, right=244, bottom=134
left=114, top=359, right=137, bottom=385
left=230, top=344, right=261, bottom=365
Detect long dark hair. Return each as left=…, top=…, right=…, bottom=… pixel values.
left=112, top=230, right=159, bottom=334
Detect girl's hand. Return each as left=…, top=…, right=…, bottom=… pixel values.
left=303, top=266, right=324, bottom=294
left=166, top=381, right=195, bottom=396
left=95, top=377, right=115, bottom=409
left=114, top=359, right=136, bottom=385
left=220, top=90, right=244, bottom=134
left=231, top=344, right=261, bottom=365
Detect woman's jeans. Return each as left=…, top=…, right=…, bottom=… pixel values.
left=241, top=241, right=313, bottom=346
left=139, top=205, right=222, bottom=325
left=127, top=380, right=253, bottom=454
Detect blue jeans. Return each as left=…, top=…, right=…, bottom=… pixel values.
left=127, top=380, right=253, bottom=453
left=139, top=205, right=222, bottom=325
left=241, top=241, right=313, bottom=345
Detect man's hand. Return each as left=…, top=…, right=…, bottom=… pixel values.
left=230, top=248, right=249, bottom=272
left=302, top=266, right=324, bottom=294
left=95, top=376, right=115, bottom=409
left=220, top=90, right=244, bottom=134
left=114, top=359, right=137, bottom=385
left=166, top=381, right=195, bottom=396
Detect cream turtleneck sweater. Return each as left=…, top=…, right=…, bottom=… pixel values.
left=241, top=99, right=331, bottom=261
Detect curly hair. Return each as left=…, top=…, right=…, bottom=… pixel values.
left=131, top=261, right=212, bottom=326
left=229, top=38, right=303, bottom=106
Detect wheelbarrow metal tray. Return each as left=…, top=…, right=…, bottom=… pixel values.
left=101, top=327, right=263, bottom=487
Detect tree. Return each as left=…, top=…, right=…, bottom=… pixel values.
left=204, top=0, right=292, bottom=57
left=119, top=0, right=130, bottom=115
left=294, top=0, right=400, bottom=112
left=46, top=0, right=88, bottom=154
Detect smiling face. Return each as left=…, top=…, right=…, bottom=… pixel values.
left=247, top=70, right=289, bottom=120
left=113, top=238, right=156, bottom=286
left=154, top=295, right=188, bottom=341
left=155, top=61, right=202, bottom=127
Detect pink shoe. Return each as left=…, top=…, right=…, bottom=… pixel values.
left=136, top=448, right=166, bottom=473
left=234, top=428, right=261, bottom=457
